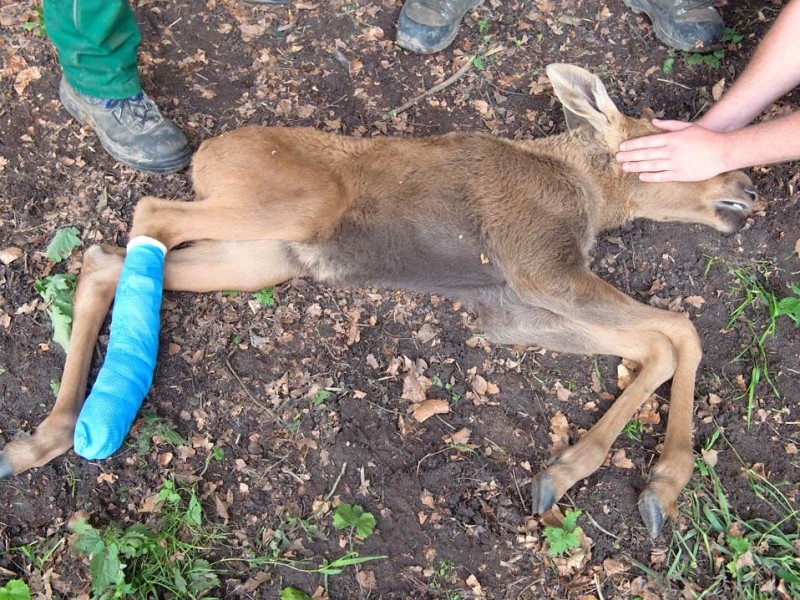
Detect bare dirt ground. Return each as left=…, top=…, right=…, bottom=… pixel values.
left=1, top=1, right=798, bottom=598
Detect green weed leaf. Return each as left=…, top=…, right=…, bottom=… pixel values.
left=89, top=541, right=123, bottom=593
left=254, top=285, right=276, bottom=307
left=776, top=284, right=800, bottom=325
left=0, top=580, right=31, bottom=600
left=35, top=273, right=77, bottom=351
left=333, top=503, right=377, bottom=539
left=543, top=509, right=583, bottom=556
left=45, top=227, right=81, bottom=263
left=186, top=491, right=203, bottom=527
left=311, top=389, right=332, bottom=406
left=68, top=484, right=220, bottom=599
left=280, top=587, right=313, bottom=600
left=723, top=27, right=743, bottom=44
left=135, top=413, right=188, bottom=456
left=187, top=559, right=219, bottom=594
left=543, top=527, right=581, bottom=556
left=156, top=480, right=181, bottom=505
left=562, top=508, right=581, bottom=532
left=70, top=518, right=106, bottom=557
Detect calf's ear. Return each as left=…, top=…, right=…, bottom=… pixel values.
left=546, top=63, right=622, bottom=135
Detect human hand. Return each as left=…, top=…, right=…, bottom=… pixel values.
left=615, top=119, right=730, bottom=182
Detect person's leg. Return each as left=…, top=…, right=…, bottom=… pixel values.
left=44, top=0, right=140, bottom=98
left=623, top=0, right=724, bottom=53
left=43, top=0, right=190, bottom=173
left=396, top=0, right=483, bottom=55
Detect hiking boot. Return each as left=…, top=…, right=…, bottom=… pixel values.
left=396, top=0, right=484, bottom=54
left=624, top=0, right=724, bottom=53
left=59, top=78, right=191, bottom=174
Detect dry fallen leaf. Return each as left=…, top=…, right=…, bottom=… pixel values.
left=446, top=427, right=471, bottom=445
left=701, top=448, right=719, bottom=467
left=711, top=78, right=726, bottom=101
left=465, top=574, right=484, bottom=597
left=795, top=238, right=800, bottom=259
left=617, top=361, right=637, bottom=390
left=471, top=374, right=488, bottom=395
left=611, top=449, right=634, bottom=469
left=603, top=558, right=628, bottom=575
left=416, top=322, right=437, bottom=344
left=0, top=247, right=22, bottom=266
left=356, top=570, right=377, bottom=591
left=402, top=371, right=428, bottom=402
left=554, top=380, right=572, bottom=402
left=397, top=414, right=413, bottom=436
left=548, top=410, right=570, bottom=455
left=412, top=399, right=450, bottom=422
left=96, top=472, right=118, bottom=484
left=637, top=395, right=661, bottom=425
left=685, top=295, right=706, bottom=309
left=214, top=493, right=230, bottom=522
left=240, top=571, right=269, bottom=593
left=14, top=66, right=40, bottom=95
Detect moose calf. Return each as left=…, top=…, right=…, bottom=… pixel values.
left=0, top=64, right=756, bottom=537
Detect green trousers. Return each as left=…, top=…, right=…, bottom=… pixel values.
left=44, top=0, right=142, bottom=99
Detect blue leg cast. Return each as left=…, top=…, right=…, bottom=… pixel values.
left=73, top=237, right=167, bottom=459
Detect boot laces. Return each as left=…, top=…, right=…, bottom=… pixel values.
left=101, top=93, right=164, bottom=133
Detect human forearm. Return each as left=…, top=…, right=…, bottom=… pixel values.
left=718, top=110, right=800, bottom=172
left=699, top=0, right=800, bottom=132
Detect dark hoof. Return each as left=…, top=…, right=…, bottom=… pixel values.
left=0, top=455, right=14, bottom=480
left=638, top=488, right=666, bottom=538
left=531, top=472, right=558, bottom=514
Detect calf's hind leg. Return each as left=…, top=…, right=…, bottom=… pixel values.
left=0, top=245, right=122, bottom=478
left=482, top=302, right=681, bottom=536
left=164, top=239, right=304, bottom=292
left=0, top=239, right=301, bottom=478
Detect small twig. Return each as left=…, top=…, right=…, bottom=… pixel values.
left=225, top=355, right=275, bottom=418
left=325, top=461, right=347, bottom=501
left=281, top=466, right=307, bottom=485
left=386, top=45, right=505, bottom=118
left=655, top=77, right=692, bottom=90
left=691, top=100, right=711, bottom=122
left=165, top=17, right=183, bottom=30
left=415, top=447, right=450, bottom=478
left=594, top=573, right=606, bottom=600
left=510, top=468, right=528, bottom=513
left=584, top=509, right=620, bottom=540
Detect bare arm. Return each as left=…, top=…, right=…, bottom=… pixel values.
left=699, top=0, right=800, bottom=131
left=615, top=0, right=800, bottom=182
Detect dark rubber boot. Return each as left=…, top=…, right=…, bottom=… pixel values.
left=59, top=78, right=191, bottom=174
left=624, top=0, right=724, bottom=53
left=396, top=0, right=484, bottom=55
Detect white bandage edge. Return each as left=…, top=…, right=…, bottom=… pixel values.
left=127, top=235, right=167, bottom=256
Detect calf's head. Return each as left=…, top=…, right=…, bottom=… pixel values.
left=546, top=63, right=757, bottom=234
